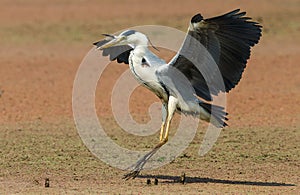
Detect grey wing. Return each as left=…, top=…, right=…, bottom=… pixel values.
left=143, top=49, right=166, bottom=66
left=93, top=38, right=133, bottom=64
left=93, top=38, right=166, bottom=66
left=167, top=9, right=262, bottom=101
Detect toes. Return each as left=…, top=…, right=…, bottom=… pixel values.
left=123, top=170, right=140, bottom=180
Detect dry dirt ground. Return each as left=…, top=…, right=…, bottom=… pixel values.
left=0, top=0, right=299, bottom=194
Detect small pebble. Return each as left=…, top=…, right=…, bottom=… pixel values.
left=180, top=173, right=186, bottom=184
left=154, top=178, right=158, bottom=185
left=45, top=178, right=50, bottom=188
left=146, top=179, right=151, bottom=185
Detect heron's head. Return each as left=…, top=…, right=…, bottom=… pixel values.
left=97, top=30, right=149, bottom=49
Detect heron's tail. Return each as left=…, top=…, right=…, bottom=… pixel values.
left=199, top=102, right=228, bottom=127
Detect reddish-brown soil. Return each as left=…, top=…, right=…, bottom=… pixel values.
left=0, top=0, right=299, bottom=194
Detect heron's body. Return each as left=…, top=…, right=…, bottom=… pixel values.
left=129, top=44, right=213, bottom=123
left=93, top=9, right=262, bottom=179
left=128, top=46, right=167, bottom=101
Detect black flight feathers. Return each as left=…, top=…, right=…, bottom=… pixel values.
left=170, top=9, right=262, bottom=101
left=191, top=13, right=203, bottom=23
left=93, top=39, right=133, bottom=64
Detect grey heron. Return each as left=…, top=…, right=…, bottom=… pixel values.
left=93, top=9, right=262, bottom=179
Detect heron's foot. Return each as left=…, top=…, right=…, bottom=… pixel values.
left=123, top=140, right=168, bottom=180
left=123, top=146, right=162, bottom=180
left=123, top=158, right=146, bottom=180
left=123, top=169, right=141, bottom=180
left=123, top=154, right=149, bottom=180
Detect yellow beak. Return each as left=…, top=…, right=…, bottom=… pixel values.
left=99, top=36, right=125, bottom=49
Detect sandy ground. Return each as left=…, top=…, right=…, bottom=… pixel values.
left=0, top=0, right=299, bottom=194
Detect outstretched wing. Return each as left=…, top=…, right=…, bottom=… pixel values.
left=93, top=37, right=166, bottom=66
left=93, top=37, right=133, bottom=64
left=168, top=9, right=262, bottom=101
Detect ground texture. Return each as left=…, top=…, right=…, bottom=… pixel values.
left=0, top=0, right=299, bottom=194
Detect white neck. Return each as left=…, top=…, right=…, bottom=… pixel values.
left=134, top=45, right=147, bottom=57
left=131, top=45, right=148, bottom=65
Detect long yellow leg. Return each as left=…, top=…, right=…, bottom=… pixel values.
left=159, top=122, right=165, bottom=141
left=163, top=119, right=171, bottom=141
left=124, top=96, right=178, bottom=180
left=157, top=121, right=170, bottom=147
left=160, top=96, right=177, bottom=142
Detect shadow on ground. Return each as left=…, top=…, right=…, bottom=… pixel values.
left=137, top=175, right=296, bottom=186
